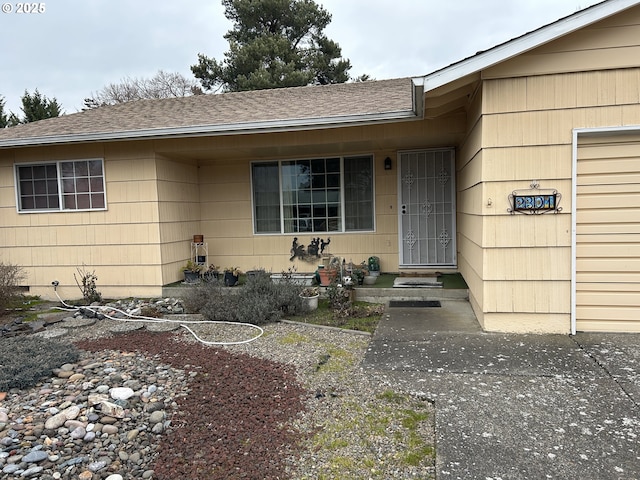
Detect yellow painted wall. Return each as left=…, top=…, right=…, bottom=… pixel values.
left=0, top=115, right=467, bottom=300
left=485, top=6, right=640, bottom=80
left=456, top=82, right=485, bottom=326
left=155, top=155, right=201, bottom=284
left=474, top=67, right=640, bottom=332
left=0, top=141, right=164, bottom=300
left=196, top=151, right=405, bottom=276
left=452, top=5, right=640, bottom=332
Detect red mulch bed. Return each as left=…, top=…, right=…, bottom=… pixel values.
left=75, top=330, right=307, bottom=479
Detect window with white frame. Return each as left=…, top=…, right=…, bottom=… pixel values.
left=252, top=155, right=374, bottom=234
left=15, top=159, right=106, bottom=212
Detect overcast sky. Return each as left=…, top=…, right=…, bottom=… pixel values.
left=0, top=0, right=602, bottom=115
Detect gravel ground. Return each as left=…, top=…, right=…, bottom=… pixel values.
left=19, top=313, right=437, bottom=479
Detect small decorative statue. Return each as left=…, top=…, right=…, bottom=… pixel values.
left=290, top=237, right=306, bottom=261
left=290, top=236, right=331, bottom=262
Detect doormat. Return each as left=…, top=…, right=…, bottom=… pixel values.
left=388, top=300, right=441, bottom=308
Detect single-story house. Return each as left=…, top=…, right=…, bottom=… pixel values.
left=2, top=0, right=640, bottom=334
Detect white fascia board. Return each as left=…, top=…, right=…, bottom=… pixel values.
left=0, top=110, right=418, bottom=149
left=414, top=0, right=640, bottom=93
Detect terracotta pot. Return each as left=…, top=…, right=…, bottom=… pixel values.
left=318, top=268, right=337, bottom=286
left=193, top=234, right=204, bottom=243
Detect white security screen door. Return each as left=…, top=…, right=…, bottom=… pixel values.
left=399, top=149, right=456, bottom=267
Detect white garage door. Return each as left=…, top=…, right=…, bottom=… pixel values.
left=576, top=133, right=640, bottom=332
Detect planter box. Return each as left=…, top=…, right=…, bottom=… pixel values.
left=270, top=273, right=315, bottom=286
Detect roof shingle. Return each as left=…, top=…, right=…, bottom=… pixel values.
left=0, top=78, right=414, bottom=146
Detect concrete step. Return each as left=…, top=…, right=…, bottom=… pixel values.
left=355, top=287, right=468, bottom=304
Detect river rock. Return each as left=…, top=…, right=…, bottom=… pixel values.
left=110, top=387, right=134, bottom=400
left=23, top=450, right=48, bottom=463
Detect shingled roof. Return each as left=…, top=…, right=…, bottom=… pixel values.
left=0, top=78, right=417, bottom=148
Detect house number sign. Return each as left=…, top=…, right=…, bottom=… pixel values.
left=508, top=181, right=562, bottom=215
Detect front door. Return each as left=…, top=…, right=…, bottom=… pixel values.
left=399, top=149, right=456, bottom=267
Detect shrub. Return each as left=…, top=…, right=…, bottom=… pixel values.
left=74, top=265, right=102, bottom=303
left=183, top=270, right=307, bottom=325
left=326, top=281, right=354, bottom=318
left=0, top=262, right=25, bottom=310
left=0, top=336, right=80, bottom=390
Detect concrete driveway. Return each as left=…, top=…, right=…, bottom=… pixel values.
left=363, top=300, right=640, bottom=479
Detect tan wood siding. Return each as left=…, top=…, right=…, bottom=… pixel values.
left=0, top=142, right=165, bottom=300
left=485, top=8, right=640, bottom=80
left=576, top=133, right=640, bottom=332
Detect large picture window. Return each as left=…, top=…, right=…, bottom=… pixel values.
left=15, top=159, right=106, bottom=212
left=252, top=155, right=374, bottom=234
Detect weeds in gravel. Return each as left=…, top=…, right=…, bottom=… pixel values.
left=314, top=345, right=356, bottom=374
left=0, top=336, right=80, bottom=390
left=278, top=331, right=311, bottom=345
left=288, top=299, right=383, bottom=333
left=306, top=390, right=435, bottom=478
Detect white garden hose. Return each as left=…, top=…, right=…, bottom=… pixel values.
left=53, top=288, right=264, bottom=346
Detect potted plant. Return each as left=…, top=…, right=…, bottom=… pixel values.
left=367, top=256, right=381, bottom=277
left=182, top=260, right=203, bottom=283
left=363, top=273, right=378, bottom=285
left=299, top=286, right=320, bottom=311
left=203, top=264, right=220, bottom=282
left=317, top=264, right=338, bottom=286
left=223, top=266, right=242, bottom=286
left=350, top=262, right=368, bottom=285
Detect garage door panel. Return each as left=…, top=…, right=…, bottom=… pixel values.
left=577, top=243, right=640, bottom=256
left=576, top=208, right=640, bottom=223
left=576, top=192, right=640, bottom=209
left=577, top=173, right=640, bottom=185
left=577, top=157, right=640, bottom=175
left=576, top=133, right=640, bottom=332
left=578, top=183, right=640, bottom=194
left=577, top=223, right=640, bottom=235
left=576, top=233, right=640, bottom=243
left=576, top=305, right=640, bottom=321
left=576, top=319, right=640, bottom=333
left=576, top=289, right=640, bottom=306
left=576, top=257, right=640, bottom=271
left=577, top=272, right=640, bottom=283
left=577, top=281, right=640, bottom=292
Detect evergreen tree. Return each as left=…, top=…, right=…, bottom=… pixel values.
left=192, top=0, right=351, bottom=92
left=0, top=97, right=8, bottom=128
left=12, top=90, right=62, bottom=124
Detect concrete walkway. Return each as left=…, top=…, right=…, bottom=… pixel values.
left=362, top=299, right=640, bottom=480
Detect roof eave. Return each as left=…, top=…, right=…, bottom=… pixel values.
left=414, top=0, right=640, bottom=93
left=0, top=109, right=419, bottom=149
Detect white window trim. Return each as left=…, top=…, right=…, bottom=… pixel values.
left=250, top=154, right=376, bottom=235
left=14, top=158, right=107, bottom=213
